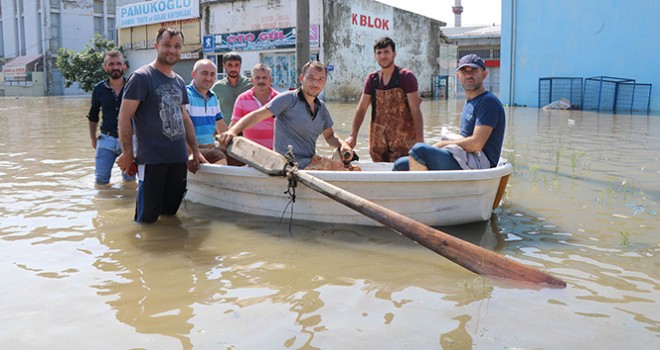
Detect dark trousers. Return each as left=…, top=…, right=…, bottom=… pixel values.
left=135, top=163, right=188, bottom=223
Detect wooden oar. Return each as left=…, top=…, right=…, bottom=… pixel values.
left=226, top=137, right=567, bottom=288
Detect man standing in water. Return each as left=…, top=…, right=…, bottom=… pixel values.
left=87, top=50, right=136, bottom=186
left=393, top=54, right=505, bottom=171
left=346, top=36, right=424, bottom=162
left=218, top=61, right=356, bottom=171
left=116, top=27, right=203, bottom=224
left=212, top=52, right=252, bottom=126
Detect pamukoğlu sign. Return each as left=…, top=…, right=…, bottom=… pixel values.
left=118, top=0, right=199, bottom=29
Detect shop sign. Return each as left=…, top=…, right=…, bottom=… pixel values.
left=118, top=0, right=199, bottom=28
left=214, top=25, right=320, bottom=52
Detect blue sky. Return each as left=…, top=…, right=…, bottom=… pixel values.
left=375, top=0, right=502, bottom=27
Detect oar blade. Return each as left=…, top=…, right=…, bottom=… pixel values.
left=226, top=137, right=288, bottom=176
left=295, top=171, right=567, bottom=288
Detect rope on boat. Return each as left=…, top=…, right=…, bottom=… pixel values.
left=279, top=145, right=299, bottom=236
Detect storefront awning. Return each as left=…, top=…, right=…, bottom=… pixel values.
left=3, top=54, right=43, bottom=78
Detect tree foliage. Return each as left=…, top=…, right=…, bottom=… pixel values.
left=55, top=34, right=128, bottom=93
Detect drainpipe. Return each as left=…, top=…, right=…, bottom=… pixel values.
left=508, top=0, right=517, bottom=105
left=296, top=0, right=310, bottom=83
left=41, top=0, right=51, bottom=95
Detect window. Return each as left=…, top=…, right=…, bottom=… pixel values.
left=107, top=18, right=116, bottom=42
left=93, top=0, right=104, bottom=14
left=107, top=0, right=116, bottom=15
left=50, top=13, right=60, bottom=50
left=94, top=16, right=104, bottom=35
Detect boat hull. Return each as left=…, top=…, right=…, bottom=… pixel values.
left=186, top=161, right=512, bottom=226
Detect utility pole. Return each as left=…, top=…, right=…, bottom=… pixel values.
left=296, top=0, right=310, bottom=84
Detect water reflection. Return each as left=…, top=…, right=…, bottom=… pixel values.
left=0, top=97, right=658, bottom=349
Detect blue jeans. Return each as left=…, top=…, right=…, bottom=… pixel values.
left=95, top=133, right=136, bottom=184
left=393, top=143, right=462, bottom=171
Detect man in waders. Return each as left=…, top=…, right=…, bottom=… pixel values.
left=346, top=36, right=424, bottom=162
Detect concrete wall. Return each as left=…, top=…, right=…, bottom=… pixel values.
left=3, top=72, right=46, bottom=97
left=501, top=0, right=660, bottom=111
left=1, top=0, right=19, bottom=57
left=323, top=0, right=445, bottom=101
left=60, top=1, right=95, bottom=52
left=202, top=0, right=445, bottom=100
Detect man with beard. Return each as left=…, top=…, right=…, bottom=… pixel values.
left=116, top=27, right=203, bottom=224
left=218, top=61, right=357, bottom=171
left=212, top=52, right=252, bottom=126
left=230, top=63, right=279, bottom=150
left=393, top=54, right=505, bottom=171
left=87, top=50, right=136, bottom=186
left=346, top=36, right=424, bottom=162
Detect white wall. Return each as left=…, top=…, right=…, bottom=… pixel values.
left=501, top=0, right=660, bottom=111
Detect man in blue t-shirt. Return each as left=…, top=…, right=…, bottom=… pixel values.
left=393, top=54, right=505, bottom=171
left=116, top=27, right=203, bottom=224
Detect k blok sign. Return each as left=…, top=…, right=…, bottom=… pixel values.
left=352, top=12, right=390, bottom=31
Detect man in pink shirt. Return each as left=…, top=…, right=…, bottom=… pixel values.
left=230, top=63, right=279, bottom=149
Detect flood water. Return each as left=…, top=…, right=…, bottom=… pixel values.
left=0, top=96, right=658, bottom=349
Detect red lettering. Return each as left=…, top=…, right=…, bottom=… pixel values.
left=245, top=33, right=255, bottom=42
left=353, top=12, right=391, bottom=31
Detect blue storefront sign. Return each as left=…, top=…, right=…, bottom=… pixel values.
left=213, top=25, right=320, bottom=52
left=203, top=35, right=214, bottom=53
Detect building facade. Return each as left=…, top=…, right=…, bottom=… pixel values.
left=200, top=0, right=455, bottom=100
left=1, top=0, right=456, bottom=100
left=116, top=0, right=203, bottom=81
left=0, top=0, right=120, bottom=96
left=500, top=0, right=659, bottom=111
left=443, top=25, right=500, bottom=97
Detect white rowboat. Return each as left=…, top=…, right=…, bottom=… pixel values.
left=186, top=160, right=512, bottom=227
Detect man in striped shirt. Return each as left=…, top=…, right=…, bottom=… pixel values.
left=230, top=63, right=279, bottom=149
left=185, top=59, right=228, bottom=164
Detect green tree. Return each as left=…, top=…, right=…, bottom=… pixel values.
left=55, top=34, right=128, bottom=93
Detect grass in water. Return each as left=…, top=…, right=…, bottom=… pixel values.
left=554, top=147, right=562, bottom=174
left=619, top=227, right=631, bottom=247
left=570, top=150, right=584, bottom=178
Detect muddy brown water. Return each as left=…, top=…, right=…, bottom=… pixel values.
left=0, top=96, right=658, bottom=349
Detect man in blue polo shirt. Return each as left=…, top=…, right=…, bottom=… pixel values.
left=186, top=58, right=228, bottom=164
left=87, top=50, right=136, bottom=185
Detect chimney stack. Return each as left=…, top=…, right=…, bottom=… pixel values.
left=452, top=0, right=463, bottom=27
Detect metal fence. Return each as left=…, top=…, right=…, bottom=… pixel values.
left=539, top=76, right=652, bottom=114
left=614, top=82, right=653, bottom=113
left=538, top=77, right=583, bottom=109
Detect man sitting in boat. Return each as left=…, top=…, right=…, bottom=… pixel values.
left=186, top=58, right=228, bottom=164
left=230, top=63, right=279, bottom=150
left=218, top=61, right=359, bottom=171
left=393, top=54, right=505, bottom=171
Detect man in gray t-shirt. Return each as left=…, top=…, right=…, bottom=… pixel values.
left=117, top=27, right=203, bottom=224
left=219, top=61, right=355, bottom=170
